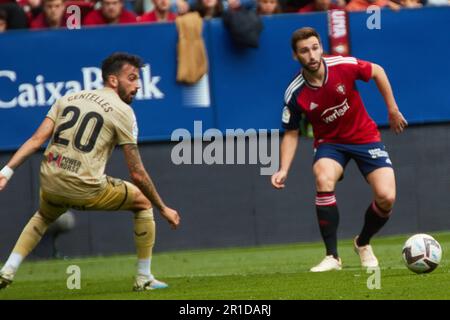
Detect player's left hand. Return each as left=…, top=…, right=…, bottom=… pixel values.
left=389, top=109, right=408, bottom=134
left=160, top=206, right=180, bottom=230
left=0, top=175, right=8, bottom=191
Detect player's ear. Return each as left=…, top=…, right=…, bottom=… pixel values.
left=108, top=75, right=119, bottom=88
left=292, top=51, right=298, bottom=61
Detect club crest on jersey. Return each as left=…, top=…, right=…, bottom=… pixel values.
left=336, top=84, right=346, bottom=95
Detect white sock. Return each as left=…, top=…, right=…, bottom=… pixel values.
left=2, top=253, right=23, bottom=273
left=137, top=258, right=153, bottom=279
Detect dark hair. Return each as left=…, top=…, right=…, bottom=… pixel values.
left=257, top=0, right=282, bottom=15
left=195, top=0, right=223, bottom=19
left=101, top=52, right=143, bottom=83
left=291, top=27, right=322, bottom=52
left=0, top=9, right=8, bottom=22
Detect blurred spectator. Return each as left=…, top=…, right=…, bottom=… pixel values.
left=134, top=0, right=189, bottom=15
left=346, top=0, right=401, bottom=11
left=0, top=0, right=28, bottom=29
left=30, top=0, right=66, bottom=29
left=191, top=0, right=255, bottom=19
left=193, top=0, right=223, bottom=18
left=0, top=8, right=7, bottom=31
left=134, top=0, right=155, bottom=14
left=298, top=0, right=342, bottom=12
left=174, top=0, right=190, bottom=13
left=257, top=0, right=281, bottom=14
left=227, top=0, right=257, bottom=10
left=399, top=0, right=422, bottom=7
left=17, top=0, right=42, bottom=22
left=139, top=0, right=177, bottom=22
left=83, top=0, right=137, bottom=25
left=281, top=0, right=311, bottom=12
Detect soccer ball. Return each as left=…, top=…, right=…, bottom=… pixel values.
left=402, top=234, right=442, bottom=274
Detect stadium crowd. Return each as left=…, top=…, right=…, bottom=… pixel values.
left=0, top=0, right=448, bottom=32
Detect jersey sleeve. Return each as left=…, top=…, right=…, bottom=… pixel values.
left=116, top=109, right=138, bottom=145
left=46, top=99, right=60, bottom=122
left=281, top=92, right=302, bottom=130
left=346, top=58, right=372, bottom=82
left=355, top=59, right=372, bottom=82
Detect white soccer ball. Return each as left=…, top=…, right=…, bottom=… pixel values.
left=402, top=234, right=442, bottom=274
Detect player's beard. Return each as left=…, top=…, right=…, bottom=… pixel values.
left=301, top=59, right=321, bottom=73
left=118, top=84, right=137, bottom=104
left=298, top=53, right=322, bottom=73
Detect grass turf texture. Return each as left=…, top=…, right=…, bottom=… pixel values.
left=1, top=232, right=449, bottom=300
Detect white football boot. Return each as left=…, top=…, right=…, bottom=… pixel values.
left=133, top=274, right=168, bottom=291
left=0, top=267, right=15, bottom=290
left=310, top=255, right=342, bottom=272
left=354, top=236, right=379, bottom=268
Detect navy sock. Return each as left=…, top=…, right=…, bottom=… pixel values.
left=357, top=202, right=391, bottom=246
left=316, top=192, right=339, bottom=258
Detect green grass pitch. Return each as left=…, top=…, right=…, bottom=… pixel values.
left=1, top=232, right=449, bottom=300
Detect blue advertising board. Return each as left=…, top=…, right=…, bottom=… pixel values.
left=1, top=7, right=450, bottom=150
left=0, top=23, right=214, bottom=150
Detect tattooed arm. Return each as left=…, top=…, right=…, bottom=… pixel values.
left=123, top=144, right=165, bottom=210
left=123, top=144, right=180, bottom=228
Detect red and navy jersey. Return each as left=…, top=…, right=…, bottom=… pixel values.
left=282, top=56, right=381, bottom=147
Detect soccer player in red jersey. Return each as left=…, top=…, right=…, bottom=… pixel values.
left=271, top=27, right=408, bottom=272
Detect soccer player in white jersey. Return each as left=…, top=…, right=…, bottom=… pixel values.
left=0, top=52, right=180, bottom=291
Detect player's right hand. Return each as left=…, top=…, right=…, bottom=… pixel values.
left=161, top=207, right=180, bottom=230
left=0, top=175, right=8, bottom=191
left=271, top=170, right=288, bottom=189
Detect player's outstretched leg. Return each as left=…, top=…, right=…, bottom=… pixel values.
left=0, top=211, right=57, bottom=289
left=354, top=167, right=395, bottom=268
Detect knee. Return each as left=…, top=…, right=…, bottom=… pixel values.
left=132, top=191, right=152, bottom=212
left=375, top=191, right=396, bottom=211
left=315, top=173, right=335, bottom=191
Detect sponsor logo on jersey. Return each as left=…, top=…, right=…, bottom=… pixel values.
left=47, top=152, right=81, bottom=173
left=48, top=152, right=63, bottom=167
left=321, top=99, right=350, bottom=124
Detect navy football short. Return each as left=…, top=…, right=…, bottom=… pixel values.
left=313, top=142, right=393, bottom=177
